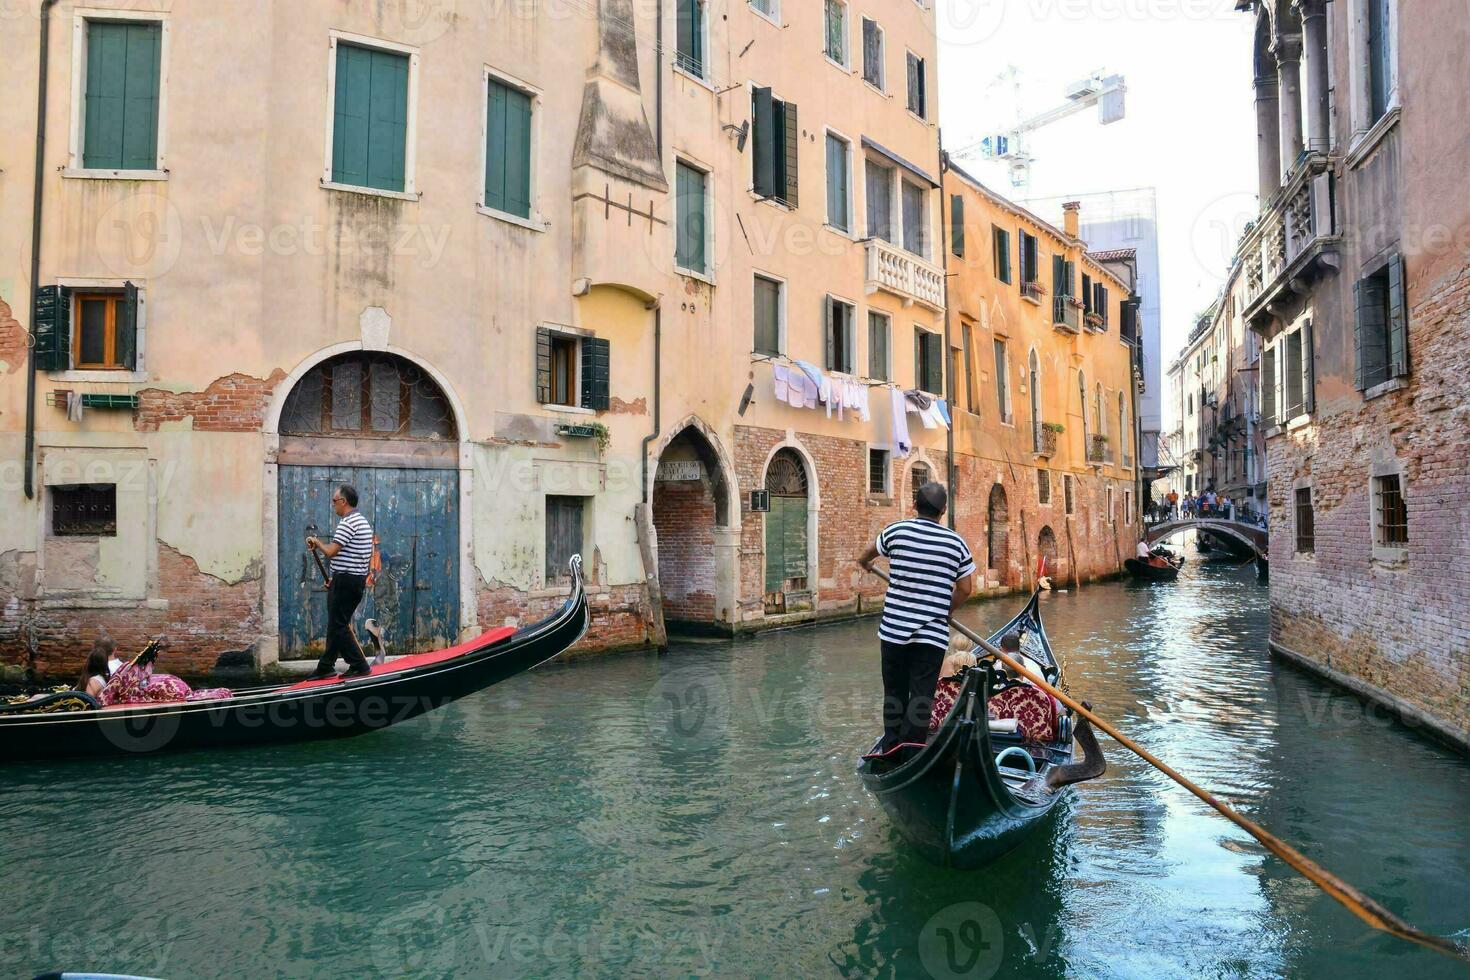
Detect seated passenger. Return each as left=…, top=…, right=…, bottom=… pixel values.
left=78, top=642, right=112, bottom=700
left=100, top=640, right=234, bottom=706
left=928, top=638, right=980, bottom=734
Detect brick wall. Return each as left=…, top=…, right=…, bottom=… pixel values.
left=134, top=369, right=287, bottom=432
left=651, top=478, right=717, bottom=622
left=476, top=581, right=648, bottom=656
left=1266, top=265, right=1470, bottom=745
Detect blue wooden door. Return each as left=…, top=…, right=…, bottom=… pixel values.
left=277, top=465, right=459, bottom=658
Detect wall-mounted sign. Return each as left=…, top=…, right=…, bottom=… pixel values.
left=750, top=489, right=771, bottom=513
left=656, top=460, right=704, bottom=482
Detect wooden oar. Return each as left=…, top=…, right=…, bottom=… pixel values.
left=868, top=567, right=1470, bottom=964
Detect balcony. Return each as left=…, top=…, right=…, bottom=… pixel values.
left=1053, top=295, right=1081, bottom=334
left=1021, top=280, right=1046, bottom=305
left=1240, top=152, right=1340, bottom=329
left=865, top=239, right=944, bottom=312
left=1033, top=424, right=1058, bottom=457
left=1088, top=434, right=1110, bottom=465
left=1084, top=312, right=1106, bottom=333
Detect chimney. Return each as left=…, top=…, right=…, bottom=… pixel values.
left=1062, top=201, right=1081, bottom=239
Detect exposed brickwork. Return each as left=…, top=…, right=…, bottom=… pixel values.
left=1266, top=264, right=1470, bottom=745
left=477, top=581, right=649, bottom=656
left=2, top=544, right=262, bottom=683
left=134, top=369, right=287, bottom=432
left=651, top=478, right=716, bottom=622
left=0, top=296, right=25, bottom=374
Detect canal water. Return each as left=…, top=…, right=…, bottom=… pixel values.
left=4, top=558, right=1469, bottom=978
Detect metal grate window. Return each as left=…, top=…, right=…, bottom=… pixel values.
left=1294, top=487, right=1315, bottom=553
left=52, top=484, right=117, bottom=536
left=1038, top=469, right=1051, bottom=505
left=1373, top=475, right=1407, bottom=547
left=910, top=463, right=931, bottom=506
left=867, top=449, right=889, bottom=495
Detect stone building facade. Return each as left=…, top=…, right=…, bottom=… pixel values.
left=1237, top=0, right=1469, bottom=750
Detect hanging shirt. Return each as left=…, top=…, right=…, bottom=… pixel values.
left=876, top=518, right=977, bottom=651
left=889, top=387, right=912, bottom=457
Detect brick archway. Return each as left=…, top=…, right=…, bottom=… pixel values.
left=652, top=425, right=733, bottom=627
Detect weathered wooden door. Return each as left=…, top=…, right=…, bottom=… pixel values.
left=763, top=449, right=809, bottom=599
left=277, top=465, right=459, bottom=658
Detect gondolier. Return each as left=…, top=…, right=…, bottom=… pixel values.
left=305, top=484, right=374, bottom=680
left=858, top=482, right=976, bottom=751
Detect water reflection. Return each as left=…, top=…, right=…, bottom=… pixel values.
left=2, top=559, right=1468, bottom=978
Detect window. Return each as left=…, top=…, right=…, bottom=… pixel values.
left=825, top=133, right=851, bottom=232
left=1038, top=469, right=1051, bottom=505
left=536, top=328, right=610, bottom=410
left=866, top=158, right=894, bottom=241
left=1082, top=274, right=1093, bottom=314
left=905, top=52, right=927, bottom=118
left=1019, top=232, right=1039, bottom=291
left=483, top=73, right=534, bottom=220
left=992, top=227, right=1012, bottom=284
left=1053, top=254, right=1075, bottom=299
left=280, top=351, right=458, bottom=439
left=993, top=338, right=1010, bottom=422
left=32, top=285, right=139, bottom=373
left=750, top=0, right=779, bottom=21
left=1260, top=345, right=1277, bottom=425
left=910, top=463, right=931, bottom=505
left=1373, top=473, right=1407, bottom=549
left=1028, top=349, right=1043, bottom=448
left=915, top=328, right=943, bottom=394
left=676, top=0, right=707, bottom=79
left=961, top=323, right=976, bottom=411
left=1294, top=487, right=1315, bottom=553
left=826, top=297, right=856, bottom=374
left=1117, top=392, right=1129, bottom=463
left=1078, top=371, right=1090, bottom=448
left=1107, top=487, right=1115, bottom=524
left=51, top=484, right=117, bottom=536
left=752, top=88, right=798, bottom=207
left=330, top=41, right=411, bottom=193
left=900, top=180, right=928, bottom=258
left=1063, top=474, right=1075, bottom=515
left=1093, top=282, right=1109, bottom=327
left=824, top=0, right=847, bottom=65
left=1366, top=0, right=1393, bottom=121
left=675, top=160, right=709, bottom=275
left=1124, top=489, right=1133, bottom=526
left=1284, top=329, right=1305, bottom=418
left=81, top=19, right=162, bottom=171
left=861, top=18, right=884, bottom=90
left=753, top=275, right=783, bottom=356
left=950, top=194, right=965, bottom=258
left=868, top=448, right=889, bottom=495
left=868, top=311, right=891, bottom=381
left=1354, top=256, right=1408, bottom=392
left=545, top=496, right=586, bottom=581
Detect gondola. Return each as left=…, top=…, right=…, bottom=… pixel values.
left=1256, top=553, right=1269, bottom=581
left=0, top=557, right=589, bottom=763
left=857, top=591, right=1105, bottom=869
left=1125, top=551, right=1184, bottom=582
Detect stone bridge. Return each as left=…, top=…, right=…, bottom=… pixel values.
left=1144, top=518, right=1269, bottom=558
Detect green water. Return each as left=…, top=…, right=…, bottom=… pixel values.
left=3, top=560, right=1468, bottom=978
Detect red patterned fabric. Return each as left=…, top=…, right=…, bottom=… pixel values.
left=100, top=663, right=234, bottom=707
left=987, top=685, right=1060, bottom=743
left=928, top=677, right=963, bottom=733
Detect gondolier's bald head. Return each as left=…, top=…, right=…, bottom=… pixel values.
left=915, top=482, right=947, bottom=519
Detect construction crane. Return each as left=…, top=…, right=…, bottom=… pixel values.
left=952, top=69, right=1126, bottom=193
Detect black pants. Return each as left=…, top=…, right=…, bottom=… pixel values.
left=318, top=572, right=369, bottom=673
left=880, top=640, right=946, bottom=750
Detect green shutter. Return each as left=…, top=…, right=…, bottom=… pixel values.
left=950, top=195, right=965, bottom=257
left=1354, top=275, right=1388, bottom=390
left=1302, top=320, right=1315, bottom=414
left=1387, top=254, right=1409, bottom=378
left=752, top=88, right=777, bottom=199
left=676, top=162, right=707, bottom=273
left=33, top=285, right=72, bottom=372
left=782, top=496, right=807, bottom=582
left=83, top=21, right=160, bottom=171
left=677, top=0, right=703, bottom=76
left=333, top=44, right=408, bottom=192
left=825, top=135, right=848, bottom=231
left=486, top=79, right=532, bottom=218
left=535, top=327, right=552, bottom=403
left=781, top=99, right=799, bottom=208
left=926, top=332, right=942, bottom=394
left=118, top=281, right=139, bottom=370
left=580, top=337, right=610, bottom=411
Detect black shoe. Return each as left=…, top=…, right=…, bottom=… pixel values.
left=303, top=669, right=336, bottom=681
left=339, top=665, right=373, bottom=679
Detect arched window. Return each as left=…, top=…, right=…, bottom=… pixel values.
left=1118, top=391, right=1129, bottom=462
left=281, top=352, right=456, bottom=440
left=910, top=462, right=932, bottom=506
left=1078, top=370, right=1089, bottom=448
left=1095, top=383, right=1105, bottom=442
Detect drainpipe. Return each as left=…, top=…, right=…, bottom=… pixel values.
left=639, top=0, right=665, bottom=502
left=24, top=0, right=60, bottom=500
left=939, top=139, right=956, bottom=530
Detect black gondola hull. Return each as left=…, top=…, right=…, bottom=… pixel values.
left=1, top=561, right=589, bottom=762
left=1125, top=557, right=1182, bottom=581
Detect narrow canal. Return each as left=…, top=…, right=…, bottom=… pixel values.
left=4, top=558, right=1468, bottom=978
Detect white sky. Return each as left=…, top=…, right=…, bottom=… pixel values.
left=935, top=0, right=1259, bottom=367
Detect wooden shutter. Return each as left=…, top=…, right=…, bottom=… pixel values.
left=1099, top=285, right=1109, bottom=325
left=1387, top=254, right=1409, bottom=378
left=925, top=332, right=942, bottom=394
left=333, top=45, right=408, bottom=192
left=781, top=99, right=799, bottom=208
left=950, top=195, right=965, bottom=257
left=580, top=337, right=610, bottom=411
left=1052, top=254, right=1064, bottom=296
left=32, top=285, right=71, bottom=372
left=1081, top=274, right=1092, bottom=312
left=485, top=80, right=533, bottom=218
left=1354, top=275, right=1388, bottom=390
left=119, top=281, right=139, bottom=370
left=752, top=87, right=777, bottom=199
left=83, top=21, right=161, bottom=171
left=843, top=306, right=855, bottom=372
left=824, top=299, right=836, bottom=371
left=1064, top=261, right=1076, bottom=297
left=535, top=327, right=553, bottom=403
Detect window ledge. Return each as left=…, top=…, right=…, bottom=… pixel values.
left=672, top=64, right=715, bottom=92
left=867, top=495, right=895, bottom=506
left=62, top=167, right=167, bottom=182
left=1371, top=546, right=1408, bottom=567
left=825, top=56, right=852, bottom=75
left=676, top=266, right=716, bottom=287
left=1363, top=376, right=1409, bottom=401
left=1020, top=293, right=1042, bottom=307
left=48, top=369, right=148, bottom=383
left=750, top=191, right=795, bottom=212
left=1346, top=106, right=1401, bottom=171
left=906, top=109, right=929, bottom=126
left=751, top=6, right=782, bottom=28
left=862, top=80, right=887, bottom=98
left=1285, top=414, right=1313, bottom=431
left=477, top=205, right=548, bottom=232
left=1264, top=424, right=1284, bottom=439
left=546, top=405, right=597, bottom=418
left=321, top=180, right=421, bottom=203
left=822, top=222, right=858, bottom=241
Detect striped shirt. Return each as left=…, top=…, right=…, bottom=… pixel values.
left=876, top=518, right=976, bottom=651
left=330, top=510, right=374, bottom=576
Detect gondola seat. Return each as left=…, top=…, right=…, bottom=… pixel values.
left=988, top=684, right=1059, bottom=743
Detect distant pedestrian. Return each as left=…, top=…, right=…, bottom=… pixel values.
left=305, top=484, right=375, bottom=680
left=859, top=482, right=976, bottom=752
left=1167, top=488, right=1179, bottom=519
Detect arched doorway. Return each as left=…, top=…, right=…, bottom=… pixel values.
left=987, top=484, right=1009, bottom=577
left=1037, top=525, right=1060, bottom=576
left=652, top=424, right=731, bottom=628
left=275, top=351, right=459, bottom=657
left=763, top=448, right=811, bottom=613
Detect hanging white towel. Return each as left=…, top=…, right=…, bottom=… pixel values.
left=890, top=387, right=911, bottom=457
left=773, top=364, right=791, bottom=404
